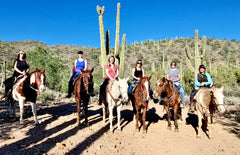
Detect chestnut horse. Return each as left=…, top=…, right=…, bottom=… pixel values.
left=153, top=77, right=182, bottom=132
left=194, top=86, right=225, bottom=138
left=74, top=68, right=94, bottom=125
left=10, top=68, right=46, bottom=124
left=134, top=76, right=152, bottom=133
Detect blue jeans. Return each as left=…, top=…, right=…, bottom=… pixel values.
left=128, top=79, right=153, bottom=94
left=177, top=81, right=185, bottom=102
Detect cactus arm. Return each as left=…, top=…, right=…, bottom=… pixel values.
left=119, top=33, right=126, bottom=78
left=185, top=45, right=193, bottom=60
left=186, top=55, right=195, bottom=73
left=114, top=3, right=121, bottom=59
left=201, top=36, right=206, bottom=58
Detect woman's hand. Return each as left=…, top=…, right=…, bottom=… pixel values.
left=200, top=82, right=205, bottom=86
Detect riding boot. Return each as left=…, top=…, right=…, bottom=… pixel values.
left=66, top=81, right=74, bottom=98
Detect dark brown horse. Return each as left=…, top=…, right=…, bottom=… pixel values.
left=74, top=68, right=94, bottom=125
left=9, top=68, right=46, bottom=124
left=134, top=75, right=152, bottom=133
left=153, top=77, right=182, bottom=132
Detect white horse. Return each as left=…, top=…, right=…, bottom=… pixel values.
left=106, top=77, right=129, bottom=133
left=11, top=68, right=46, bottom=124
left=194, top=86, right=226, bottom=138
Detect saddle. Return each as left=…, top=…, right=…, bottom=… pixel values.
left=130, top=81, right=139, bottom=94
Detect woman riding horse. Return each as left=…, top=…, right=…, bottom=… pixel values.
left=3, top=51, right=30, bottom=101
left=189, top=64, right=213, bottom=112
left=66, top=50, right=88, bottom=98
left=166, top=62, right=185, bottom=108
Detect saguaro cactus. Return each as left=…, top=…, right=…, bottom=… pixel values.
left=119, top=34, right=126, bottom=78
left=97, top=5, right=107, bottom=78
left=185, top=29, right=206, bottom=75
left=1, top=61, right=6, bottom=89
left=106, top=30, right=110, bottom=55
left=114, top=3, right=121, bottom=60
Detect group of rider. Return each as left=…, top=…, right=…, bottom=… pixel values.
left=4, top=50, right=213, bottom=112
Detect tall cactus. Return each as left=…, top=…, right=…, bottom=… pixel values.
left=185, top=29, right=206, bottom=75
left=119, top=34, right=126, bottom=78
left=1, top=61, right=6, bottom=89
left=114, top=3, right=121, bottom=60
left=106, top=30, right=110, bottom=55
left=97, top=5, right=107, bottom=78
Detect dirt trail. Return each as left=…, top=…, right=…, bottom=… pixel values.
left=0, top=98, right=240, bottom=155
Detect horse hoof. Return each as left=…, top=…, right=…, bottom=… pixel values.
left=167, top=126, right=171, bottom=130
left=142, top=130, right=147, bottom=134
left=197, top=135, right=201, bottom=138
left=35, top=122, right=40, bottom=125
left=117, top=128, right=121, bottom=131
left=135, top=129, right=139, bottom=132
left=175, top=128, right=179, bottom=132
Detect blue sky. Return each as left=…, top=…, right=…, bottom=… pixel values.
left=0, top=0, right=239, bottom=48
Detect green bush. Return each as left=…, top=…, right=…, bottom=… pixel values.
left=27, top=47, right=70, bottom=93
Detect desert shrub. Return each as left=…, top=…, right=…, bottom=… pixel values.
left=27, top=47, right=69, bottom=93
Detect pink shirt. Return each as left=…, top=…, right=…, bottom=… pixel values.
left=105, top=64, right=119, bottom=79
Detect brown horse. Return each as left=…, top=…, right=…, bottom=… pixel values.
left=134, top=75, right=152, bottom=133
left=194, top=86, right=225, bottom=138
left=10, top=68, right=46, bottom=124
left=153, top=77, right=182, bottom=132
left=74, top=68, right=94, bottom=125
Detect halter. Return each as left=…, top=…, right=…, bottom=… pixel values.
left=30, top=72, right=45, bottom=95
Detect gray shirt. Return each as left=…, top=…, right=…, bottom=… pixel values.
left=167, top=69, right=180, bottom=81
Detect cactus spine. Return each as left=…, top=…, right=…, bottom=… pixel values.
left=97, top=5, right=107, bottom=78
left=185, top=29, right=206, bottom=75
left=114, top=3, right=121, bottom=60
left=119, top=34, right=126, bottom=78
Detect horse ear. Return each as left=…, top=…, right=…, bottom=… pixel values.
left=162, top=77, right=166, bottom=82
left=91, top=67, right=94, bottom=73
left=139, top=75, right=143, bottom=80
left=157, top=76, right=160, bottom=80
left=220, top=86, right=224, bottom=92
left=148, top=75, right=152, bottom=80
left=80, top=69, right=84, bottom=73
left=42, top=68, right=45, bottom=73
left=36, top=68, right=38, bottom=71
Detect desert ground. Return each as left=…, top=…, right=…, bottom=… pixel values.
left=0, top=96, right=240, bottom=155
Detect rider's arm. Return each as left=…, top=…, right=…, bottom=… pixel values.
left=26, top=61, right=30, bottom=73
left=204, top=73, right=213, bottom=86
left=195, top=74, right=201, bottom=87
left=114, top=68, right=119, bottom=79
left=14, top=61, right=23, bottom=75
left=106, top=66, right=113, bottom=80
left=84, top=59, right=88, bottom=71
left=131, top=68, right=139, bottom=80
left=142, top=68, right=145, bottom=77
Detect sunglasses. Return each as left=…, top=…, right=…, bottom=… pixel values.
left=171, top=64, right=176, bottom=66
left=137, top=62, right=142, bottom=65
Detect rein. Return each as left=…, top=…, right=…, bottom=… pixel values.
left=106, top=84, right=120, bottom=104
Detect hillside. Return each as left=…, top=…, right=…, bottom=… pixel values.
left=0, top=37, right=239, bottom=95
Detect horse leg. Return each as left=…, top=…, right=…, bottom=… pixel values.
left=207, top=116, right=213, bottom=138
left=9, top=99, right=15, bottom=118
left=102, top=103, right=106, bottom=122
left=18, top=99, right=25, bottom=124
left=164, top=104, right=171, bottom=130
left=30, top=102, right=39, bottom=125
left=135, top=105, right=139, bottom=132
left=76, top=99, right=81, bottom=125
left=109, top=102, right=114, bottom=133
left=117, top=103, right=122, bottom=131
left=142, top=106, right=147, bottom=133
left=196, top=110, right=202, bottom=138
left=173, top=104, right=179, bottom=132
left=84, top=99, right=89, bottom=126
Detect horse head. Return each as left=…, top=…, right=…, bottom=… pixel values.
left=118, top=77, right=129, bottom=103
left=139, top=75, right=151, bottom=101
left=30, top=68, right=46, bottom=93
left=212, top=86, right=226, bottom=114
left=80, top=68, right=94, bottom=95
left=153, top=77, right=167, bottom=99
